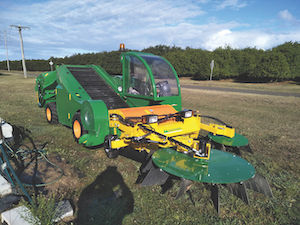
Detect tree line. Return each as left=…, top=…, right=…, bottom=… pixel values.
left=1, top=41, right=299, bottom=82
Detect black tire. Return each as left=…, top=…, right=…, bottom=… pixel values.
left=37, top=83, right=44, bottom=107
left=104, top=135, right=119, bottom=159
left=45, top=102, right=58, bottom=124
left=72, top=112, right=87, bottom=143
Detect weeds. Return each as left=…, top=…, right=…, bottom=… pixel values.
left=21, top=193, right=61, bottom=225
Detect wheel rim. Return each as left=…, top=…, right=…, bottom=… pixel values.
left=46, top=108, right=52, bottom=121
left=73, top=120, right=82, bottom=139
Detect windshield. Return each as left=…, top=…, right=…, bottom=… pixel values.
left=141, top=55, right=179, bottom=97
left=126, top=56, right=153, bottom=96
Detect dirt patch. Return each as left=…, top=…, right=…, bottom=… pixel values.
left=17, top=153, right=82, bottom=196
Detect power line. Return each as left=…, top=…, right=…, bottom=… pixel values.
left=10, top=25, right=30, bottom=78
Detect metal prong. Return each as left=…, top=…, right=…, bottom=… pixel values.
left=210, top=184, right=220, bottom=214
left=244, top=173, right=273, bottom=197
left=226, top=182, right=249, bottom=204
left=140, top=161, right=169, bottom=186
left=175, top=179, right=193, bottom=199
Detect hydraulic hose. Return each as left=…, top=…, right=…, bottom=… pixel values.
left=198, top=115, right=232, bottom=128
left=2, top=140, right=64, bottom=187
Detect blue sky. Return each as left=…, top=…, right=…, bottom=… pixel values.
left=0, top=0, right=299, bottom=60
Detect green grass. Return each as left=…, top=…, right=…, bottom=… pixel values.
left=0, top=71, right=299, bottom=224
left=179, top=77, right=300, bottom=94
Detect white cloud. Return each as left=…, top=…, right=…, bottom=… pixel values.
left=216, top=0, right=247, bottom=10
left=278, top=9, right=294, bottom=22
left=278, top=9, right=300, bottom=26
left=0, top=0, right=299, bottom=60
left=203, top=29, right=300, bottom=50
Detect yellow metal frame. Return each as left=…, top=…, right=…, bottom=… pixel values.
left=108, top=106, right=236, bottom=160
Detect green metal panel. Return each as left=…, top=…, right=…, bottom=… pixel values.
left=123, top=95, right=181, bottom=111
left=35, top=70, right=57, bottom=91
left=152, top=148, right=255, bottom=184
left=57, top=65, right=91, bottom=101
left=56, top=85, right=81, bottom=126
left=55, top=65, right=92, bottom=126
left=35, top=71, right=58, bottom=106
left=208, top=133, right=249, bottom=147
left=79, top=100, right=109, bottom=146
left=56, top=85, right=68, bottom=125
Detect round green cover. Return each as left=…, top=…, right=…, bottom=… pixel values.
left=208, top=133, right=248, bottom=147
left=152, top=148, right=255, bottom=184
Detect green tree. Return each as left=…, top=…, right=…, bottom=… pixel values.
left=273, top=41, right=300, bottom=79
left=237, top=48, right=264, bottom=81
left=254, top=51, right=291, bottom=81
left=212, top=46, right=235, bottom=79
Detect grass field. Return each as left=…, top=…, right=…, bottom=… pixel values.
left=180, top=77, right=300, bottom=94
left=0, top=71, right=299, bottom=224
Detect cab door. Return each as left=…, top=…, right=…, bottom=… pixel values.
left=123, top=55, right=156, bottom=107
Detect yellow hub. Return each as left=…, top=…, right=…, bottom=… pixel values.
left=73, top=120, right=82, bottom=139
left=46, top=108, right=52, bottom=122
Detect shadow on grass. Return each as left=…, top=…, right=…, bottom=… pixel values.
left=233, top=77, right=274, bottom=84
left=294, top=78, right=300, bottom=85
left=234, top=77, right=300, bottom=85
left=76, top=166, right=134, bottom=225
left=0, top=72, right=11, bottom=76
left=119, top=147, right=147, bottom=163
left=233, top=79, right=267, bottom=84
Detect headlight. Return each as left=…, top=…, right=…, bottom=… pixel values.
left=180, top=110, right=193, bottom=118
left=142, top=115, right=158, bottom=124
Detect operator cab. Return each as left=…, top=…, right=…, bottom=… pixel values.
left=121, top=52, right=181, bottom=110
left=143, top=55, right=179, bottom=97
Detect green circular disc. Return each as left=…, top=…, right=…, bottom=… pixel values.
left=208, top=133, right=249, bottom=147
left=152, top=148, right=255, bottom=184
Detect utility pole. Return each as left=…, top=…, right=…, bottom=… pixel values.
left=4, top=31, right=10, bottom=71
left=210, top=60, right=214, bottom=81
left=10, top=25, right=30, bottom=78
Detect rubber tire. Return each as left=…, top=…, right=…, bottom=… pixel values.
left=45, top=102, right=58, bottom=124
left=37, top=88, right=44, bottom=108
left=72, top=113, right=87, bottom=143
left=104, top=135, right=119, bottom=159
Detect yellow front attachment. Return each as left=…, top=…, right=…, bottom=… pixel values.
left=200, top=122, right=235, bottom=138
left=108, top=105, right=235, bottom=160
left=109, top=105, right=200, bottom=154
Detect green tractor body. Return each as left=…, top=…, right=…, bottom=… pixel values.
left=36, top=52, right=182, bottom=146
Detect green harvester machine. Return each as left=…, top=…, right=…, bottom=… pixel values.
left=35, top=49, right=272, bottom=213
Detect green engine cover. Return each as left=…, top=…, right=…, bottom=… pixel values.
left=152, top=148, right=255, bottom=184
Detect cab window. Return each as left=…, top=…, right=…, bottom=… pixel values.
left=127, top=56, right=153, bottom=96
left=141, top=55, right=179, bottom=97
